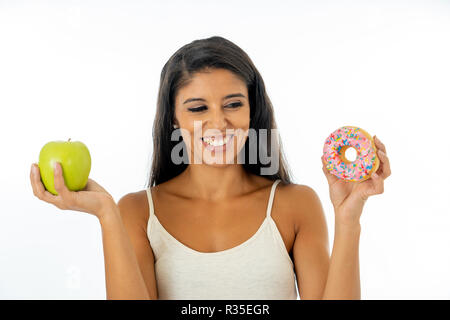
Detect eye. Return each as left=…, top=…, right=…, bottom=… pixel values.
left=188, top=102, right=243, bottom=113
left=188, top=106, right=207, bottom=113
left=225, top=102, right=243, bottom=109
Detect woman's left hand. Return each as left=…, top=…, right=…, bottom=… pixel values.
left=321, top=135, right=391, bottom=226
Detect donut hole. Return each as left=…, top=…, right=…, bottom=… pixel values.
left=345, top=147, right=358, bottom=162
left=339, top=146, right=358, bottom=164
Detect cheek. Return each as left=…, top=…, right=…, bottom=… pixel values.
left=175, top=113, right=196, bottom=138
left=230, top=106, right=251, bottom=127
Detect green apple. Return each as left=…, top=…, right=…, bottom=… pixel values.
left=38, top=138, right=91, bottom=195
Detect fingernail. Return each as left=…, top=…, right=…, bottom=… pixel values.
left=372, top=172, right=379, bottom=178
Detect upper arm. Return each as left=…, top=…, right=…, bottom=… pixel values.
left=290, top=185, right=330, bottom=300
left=117, top=192, right=158, bottom=300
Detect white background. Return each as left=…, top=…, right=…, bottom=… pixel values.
left=1, top=0, right=449, bottom=299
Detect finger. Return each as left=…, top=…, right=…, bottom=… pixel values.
left=368, top=172, right=384, bottom=196
left=359, top=172, right=384, bottom=201
left=376, top=149, right=391, bottom=179
left=30, top=163, right=46, bottom=199
left=373, top=135, right=387, bottom=155
left=53, top=162, right=74, bottom=207
left=83, top=179, right=108, bottom=193
left=30, top=163, right=60, bottom=204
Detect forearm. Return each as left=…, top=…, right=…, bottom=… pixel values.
left=322, top=221, right=361, bottom=300
left=98, top=204, right=150, bottom=300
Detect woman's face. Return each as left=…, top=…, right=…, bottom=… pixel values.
left=174, top=68, right=250, bottom=166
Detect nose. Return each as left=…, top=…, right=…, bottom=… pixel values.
left=207, top=106, right=227, bottom=129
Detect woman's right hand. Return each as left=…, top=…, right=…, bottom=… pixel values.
left=30, top=162, right=116, bottom=220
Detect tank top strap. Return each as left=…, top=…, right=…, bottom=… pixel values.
left=266, top=179, right=281, bottom=219
left=146, top=187, right=155, bottom=220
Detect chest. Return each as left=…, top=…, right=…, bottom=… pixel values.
left=149, top=189, right=296, bottom=255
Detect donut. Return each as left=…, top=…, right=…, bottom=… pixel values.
left=323, top=126, right=380, bottom=182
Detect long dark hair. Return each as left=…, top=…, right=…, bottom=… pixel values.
left=145, top=36, right=293, bottom=188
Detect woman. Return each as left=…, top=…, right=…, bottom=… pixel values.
left=30, top=36, right=391, bottom=300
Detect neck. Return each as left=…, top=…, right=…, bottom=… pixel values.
left=180, top=164, right=249, bottom=201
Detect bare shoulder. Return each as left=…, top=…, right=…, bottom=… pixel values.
left=117, top=190, right=150, bottom=230
left=277, top=183, right=322, bottom=206
left=276, top=182, right=326, bottom=234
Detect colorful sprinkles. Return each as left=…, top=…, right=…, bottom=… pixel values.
left=323, top=126, right=377, bottom=182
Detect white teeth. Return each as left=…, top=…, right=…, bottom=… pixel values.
left=202, top=135, right=233, bottom=147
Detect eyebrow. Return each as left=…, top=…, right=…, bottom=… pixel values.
left=183, top=93, right=246, bottom=105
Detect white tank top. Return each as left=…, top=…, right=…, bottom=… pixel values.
left=145, top=179, right=298, bottom=300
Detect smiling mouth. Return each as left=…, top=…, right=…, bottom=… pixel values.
left=201, top=134, right=234, bottom=147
